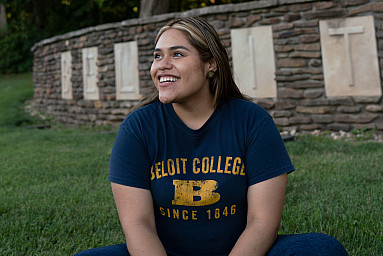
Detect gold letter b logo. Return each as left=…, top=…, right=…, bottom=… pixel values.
left=172, top=180, right=220, bottom=206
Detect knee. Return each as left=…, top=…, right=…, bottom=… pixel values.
left=269, top=233, right=348, bottom=256
left=73, top=251, right=89, bottom=256
left=73, top=249, right=95, bottom=256
left=306, top=233, right=348, bottom=255
left=73, top=244, right=128, bottom=256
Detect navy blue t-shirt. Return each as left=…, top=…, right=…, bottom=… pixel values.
left=108, top=99, right=294, bottom=256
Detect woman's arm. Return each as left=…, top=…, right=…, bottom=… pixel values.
left=229, top=173, right=287, bottom=256
left=111, top=182, right=167, bottom=256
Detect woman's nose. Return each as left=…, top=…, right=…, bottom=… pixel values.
left=158, top=56, right=172, bottom=70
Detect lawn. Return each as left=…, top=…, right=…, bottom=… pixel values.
left=0, top=73, right=35, bottom=127
left=1, top=73, right=382, bottom=255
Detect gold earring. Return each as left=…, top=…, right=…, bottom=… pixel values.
left=207, top=71, right=215, bottom=79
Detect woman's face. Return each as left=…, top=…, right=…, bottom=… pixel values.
left=150, top=29, right=214, bottom=105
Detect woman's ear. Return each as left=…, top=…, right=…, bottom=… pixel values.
left=209, top=58, right=217, bottom=72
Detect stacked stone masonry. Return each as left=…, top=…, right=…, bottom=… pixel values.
left=32, top=0, right=383, bottom=131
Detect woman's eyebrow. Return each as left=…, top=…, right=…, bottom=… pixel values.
left=154, top=45, right=191, bottom=52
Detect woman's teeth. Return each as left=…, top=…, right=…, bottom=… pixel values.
left=160, top=77, right=178, bottom=83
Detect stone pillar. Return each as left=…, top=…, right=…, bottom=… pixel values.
left=0, top=4, right=7, bottom=30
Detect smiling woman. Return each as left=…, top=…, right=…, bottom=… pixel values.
left=74, top=17, right=349, bottom=256
left=136, top=16, right=246, bottom=111
left=151, top=29, right=214, bottom=107
left=150, top=29, right=216, bottom=129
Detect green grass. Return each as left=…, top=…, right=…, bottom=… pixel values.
left=1, top=73, right=382, bottom=255
left=282, top=136, right=383, bottom=256
left=0, top=73, right=36, bottom=126
left=0, top=127, right=122, bottom=255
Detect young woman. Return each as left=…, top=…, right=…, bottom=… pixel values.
left=75, top=17, right=348, bottom=256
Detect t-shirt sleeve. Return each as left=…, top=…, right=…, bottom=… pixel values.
left=246, top=115, right=294, bottom=186
left=108, top=119, right=151, bottom=190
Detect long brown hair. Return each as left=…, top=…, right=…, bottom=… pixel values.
left=135, top=16, right=247, bottom=110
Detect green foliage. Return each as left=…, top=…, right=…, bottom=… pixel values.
left=0, top=1, right=37, bottom=73
left=0, top=0, right=141, bottom=74
left=0, top=30, right=38, bottom=73
left=170, top=0, right=253, bottom=12
left=349, top=127, right=376, bottom=141
left=0, top=2, right=38, bottom=73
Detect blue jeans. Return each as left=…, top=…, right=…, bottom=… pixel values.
left=74, top=233, right=348, bottom=256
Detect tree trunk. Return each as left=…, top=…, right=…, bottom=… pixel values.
left=0, top=4, right=7, bottom=30
left=140, top=0, right=170, bottom=18
left=31, top=0, right=46, bottom=31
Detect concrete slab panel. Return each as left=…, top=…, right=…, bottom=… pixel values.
left=61, top=51, right=72, bottom=100
left=320, top=16, right=382, bottom=97
left=114, top=41, right=141, bottom=100
left=82, top=47, right=99, bottom=100
left=231, top=26, right=277, bottom=98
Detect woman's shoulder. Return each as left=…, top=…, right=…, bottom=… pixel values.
left=121, top=101, right=162, bottom=126
left=224, top=98, right=270, bottom=118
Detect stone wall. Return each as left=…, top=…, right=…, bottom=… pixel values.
left=31, top=0, right=383, bottom=131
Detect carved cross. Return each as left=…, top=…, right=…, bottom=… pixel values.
left=86, top=53, right=94, bottom=76
left=248, top=35, right=257, bottom=90
left=328, top=26, right=364, bottom=87
left=62, top=58, right=71, bottom=94
left=85, top=51, right=96, bottom=93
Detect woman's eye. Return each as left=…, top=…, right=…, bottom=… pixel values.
left=154, top=53, right=161, bottom=59
left=174, top=52, right=183, bottom=57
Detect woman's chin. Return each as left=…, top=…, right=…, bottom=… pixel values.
left=159, top=96, right=172, bottom=104
left=158, top=93, right=175, bottom=104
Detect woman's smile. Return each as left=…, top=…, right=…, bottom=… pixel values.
left=158, top=75, right=180, bottom=86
